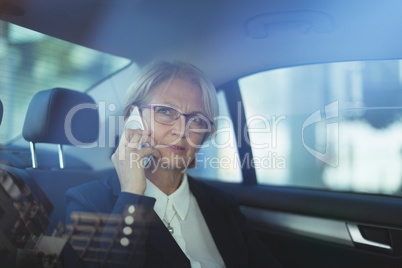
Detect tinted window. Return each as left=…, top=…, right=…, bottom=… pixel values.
left=0, top=21, right=131, bottom=144
left=239, top=60, right=402, bottom=196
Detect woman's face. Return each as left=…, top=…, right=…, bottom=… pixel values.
left=140, top=78, right=206, bottom=169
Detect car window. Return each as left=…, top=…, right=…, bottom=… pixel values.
left=239, top=60, right=402, bottom=197
left=187, top=90, right=242, bottom=182
left=0, top=21, right=131, bottom=144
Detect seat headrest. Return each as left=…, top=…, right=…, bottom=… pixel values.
left=23, top=88, right=99, bottom=145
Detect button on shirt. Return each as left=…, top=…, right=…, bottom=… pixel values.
left=144, top=173, right=225, bottom=268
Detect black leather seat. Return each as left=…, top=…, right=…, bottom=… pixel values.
left=19, top=88, right=105, bottom=233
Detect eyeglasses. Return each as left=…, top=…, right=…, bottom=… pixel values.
left=139, top=104, right=214, bottom=132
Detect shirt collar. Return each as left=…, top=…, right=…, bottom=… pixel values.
left=144, top=173, right=190, bottom=221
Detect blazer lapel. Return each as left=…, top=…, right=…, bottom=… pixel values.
left=146, top=205, right=191, bottom=267
left=188, top=177, right=247, bottom=268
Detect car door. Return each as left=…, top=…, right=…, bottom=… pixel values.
left=189, top=60, right=402, bottom=268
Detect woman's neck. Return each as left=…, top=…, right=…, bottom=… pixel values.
left=145, top=167, right=184, bottom=195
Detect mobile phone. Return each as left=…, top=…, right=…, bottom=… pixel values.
left=125, top=106, right=145, bottom=130
left=125, top=107, right=151, bottom=166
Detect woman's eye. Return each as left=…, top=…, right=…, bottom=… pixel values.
left=192, top=116, right=202, bottom=123
left=156, top=107, right=172, bottom=115
left=191, top=116, right=206, bottom=126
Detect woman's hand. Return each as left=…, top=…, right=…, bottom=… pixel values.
left=111, top=129, right=160, bottom=195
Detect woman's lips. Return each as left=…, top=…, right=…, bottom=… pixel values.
left=165, top=145, right=185, bottom=155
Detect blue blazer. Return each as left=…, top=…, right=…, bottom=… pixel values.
left=64, top=172, right=281, bottom=267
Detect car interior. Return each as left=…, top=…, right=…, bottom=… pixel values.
left=1, top=0, right=402, bottom=267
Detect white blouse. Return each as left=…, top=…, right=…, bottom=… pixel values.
left=144, top=173, right=225, bottom=268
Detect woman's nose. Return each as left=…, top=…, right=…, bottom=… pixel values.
left=171, top=116, right=187, bottom=138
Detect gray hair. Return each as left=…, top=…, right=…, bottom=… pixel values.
left=123, top=60, right=218, bottom=141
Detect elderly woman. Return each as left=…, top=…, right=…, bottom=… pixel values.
left=65, top=61, right=280, bottom=267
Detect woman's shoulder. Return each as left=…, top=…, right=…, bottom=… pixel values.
left=65, top=170, right=119, bottom=212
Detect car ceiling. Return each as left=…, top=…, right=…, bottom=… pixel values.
left=1, top=0, right=402, bottom=86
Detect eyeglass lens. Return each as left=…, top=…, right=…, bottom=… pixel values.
left=153, top=106, right=209, bottom=130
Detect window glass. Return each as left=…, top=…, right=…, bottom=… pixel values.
left=187, top=91, right=242, bottom=182
left=0, top=21, right=131, bottom=144
left=239, top=60, right=402, bottom=196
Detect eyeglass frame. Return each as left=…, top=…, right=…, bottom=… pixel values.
left=138, top=104, right=214, bottom=132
